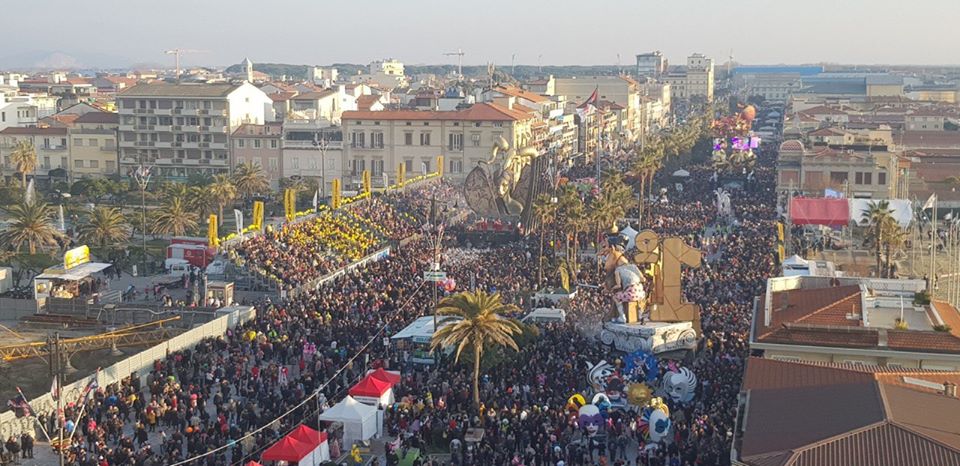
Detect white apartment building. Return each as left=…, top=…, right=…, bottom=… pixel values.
left=664, top=53, right=715, bottom=101
left=341, top=103, right=534, bottom=185
left=117, top=82, right=272, bottom=178
left=352, top=59, right=409, bottom=90
left=0, top=95, right=38, bottom=130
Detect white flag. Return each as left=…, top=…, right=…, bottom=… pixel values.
left=234, top=209, right=243, bottom=235
left=923, top=193, right=937, bottom=210
left=382, top=173, right=389, bottom=188
left=24, top=178, right=35, bottom=203
left=312, top=189, right=319, bottom=210
left=51, top=376, right=59, bottom=400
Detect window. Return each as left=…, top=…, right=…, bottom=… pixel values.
left=450, top=159, right=463, bottom=174
left=855, top=172, right=863, bottom=184
left=269, top=158, right=278, bottom=171
left=475, top=122, right=481, bottom=127
left=89, top=160, right=99, bottom=168
left=351, top=131, right=366, bottom=148
left=371, top=132, right=384, bottom=149
left=88, top=138, right=97, bottom=146
left=372, top=159, right=384, bottom=176
left=74, top=160, right=84, bottom=168
left=878, top=172, right=887, bottom=185
left=60, top=156, right=67, bottom=168
left=493, top=122, right=504, bottom=127
left=351, top=159, right=366, bottom=176
left=253, top=139, right=261, bottom=149
left=830, top=171, right=848, bottom=184
left=404, top=133, right=413, bottom=146
left=290, top=157, right=299, bottom=169
left=405, top=122, right=412, bottom=126
left=448, top=133, right=463, bottom=151
left=453, top=122, right=460, bottom=126
left=74, top=138, right=83, bottom=146
left=237, top=139, right=245, bottom=148
left=270, top=139, right=278, bottom=149
left=404, top=159, right=413, bottom=172
left=471, top=133, right=481, bottom=147
left=420, top=132, right=431, bottom=146
left=863, top=173, right=872, bottom=185
left=421, top=160, right=430, bottom=173
left=105, top=161, right=115, bottom=171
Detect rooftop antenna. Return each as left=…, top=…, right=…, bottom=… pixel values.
left=617, top=53, right=621, bottom=75
left=443, top=48, right=465, bottom=80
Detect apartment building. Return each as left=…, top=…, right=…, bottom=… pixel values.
left=663, top=53, right=715, bottom=101
left=232, top=123, right=283, bottom=189
left=777, top=139, right=899, bottom=199
left=0, top=127, right=69, bottom=179
left=635, top=51, right=666, bottom=78
left=550, top=76, right=643, bottom=139
left=280, top=123, right=343, bottom=191
left=117, top=82, right=272, bottom=179
left=69, top=112, right=118, bottom=178
left=341, top=102, right=534, bottom=184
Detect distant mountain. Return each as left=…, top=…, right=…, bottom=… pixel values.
left=0, top=50, right=134, bottom=71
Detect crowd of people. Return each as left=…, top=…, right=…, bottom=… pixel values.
left=22, top=134, right=782, bottom=466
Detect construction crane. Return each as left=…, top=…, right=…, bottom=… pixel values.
left=163, top=48, right=201, bottom=81
left=0, top=316, right=183, bottom=362
left=444, top=48, right=465, bottom=79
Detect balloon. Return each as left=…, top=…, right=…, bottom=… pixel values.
left=741, top=105, right=756, bottom=122
left=566, top=393, right=586, bottom=412
left=625, top=383, right=653, bottom=406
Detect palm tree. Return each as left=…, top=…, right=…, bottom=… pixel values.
left=557, top=186, right=587, bottom=273
left=150, top=196, right=199, bottom=237
left=532, top=193, right=558, bottom=285
left=187, top=186, right=218, bottom=218
left=862, top=200, right=894, bottom=277
left=10, top=140, right=37, bottom=189
left=881, top=216, right=907, bottom=278
left=207, top=174, right=237, bottom=226
left=430, top=291, right=523, bottom=408
left=233, top=162, right=269, bottom=199
left=76, top=206, right=131, bottom=248
left=0, top=201, right=64, bottom=254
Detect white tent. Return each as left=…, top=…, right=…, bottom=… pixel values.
left=318, top=395, right=380, bottom=448
left=620, top=225, right=639, bottom=250
left=782, top=255, right=812, bottom=276
left=671, top=169, right=690, bottom=178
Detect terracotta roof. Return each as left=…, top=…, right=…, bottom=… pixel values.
left=268, top=91, right=297, bottom=102
left=886, top=330, right=960, bottom=354
left=901, top=131, right=960, bottom=149
left=0, top=127, right=68, bottom=135
left=343, top=102, right=533, bottom=122
left=740, top=359, right=960, bottom=466
left=802, top=105, right=847, bottom=115
left=755, top=285, right=862, bottom=340
left=356, top=95, right=382, bottom=111
left=292, top=89, right=337, bottom=100
left=491, top=86, right=548, bottom=103
left=74, top=112, right=118, bottom=124
left=510, top=103, right=538, bottom=114
left=808, top=127, right=846, bottom=137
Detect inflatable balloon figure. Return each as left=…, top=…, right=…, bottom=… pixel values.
left=657, top=366, right=698, bottom=404
left=578, top=404, right=605, bottom=438
left=462, top=135, right=538, bottom=218
left=639, top=398, right=672, bottom=443
left=710, top=109, right=756, bottom=174
left=586, top=360, right=616, bottom=394
left=602, top=228, right=647, bottom=323
left=623, top=349, right=659, bottom=384
left=626, top=382, right=653, bottom=406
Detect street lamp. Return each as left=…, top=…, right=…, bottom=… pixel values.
left=313, top=133, right=328, bottom=201
left=133, top=165, right=152, bottom=277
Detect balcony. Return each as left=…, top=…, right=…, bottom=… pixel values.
left=155, top=125, right=172, bottom=132
left=119, top=124, right=135, bottom=131
left=182, top=142, right=199, bottom=149
left=155, top=141, right=173, bottom=148
left=100, top=145, right=116, bottom=152
left=211, top=159, right=228, bottom=166
left=282, top=140, right=343, bottom=149
left=134, top=125, right=155, bottom=131
left=156, top=158, right=173, bottom=165
left=209, top=142, right=227, bottom=149
left=40, top=145, right=67, bottom=151
left=182, top=125, right=200, bottom=132
left=183, top=158, right=200, bottom=165
left=134, top=141, right=155, bottom=147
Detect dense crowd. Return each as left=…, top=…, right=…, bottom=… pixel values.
left=25, top=139, right=780, bottom=466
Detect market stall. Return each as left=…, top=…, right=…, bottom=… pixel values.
left=349, top=374, right=395, bottom=408
left=33, top=246, right=112, bottom=302
left=260, top=435, right=317, bottom=465
left=390, top=315, right=459, bottom=364
left=317, top=395, right=381, bottom=449
left=287, top=425, right=330, bottom=463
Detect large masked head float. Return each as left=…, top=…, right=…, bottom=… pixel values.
left=578, top=404, right=605, bottom=437
left=658, top=366, right=697, bottom=404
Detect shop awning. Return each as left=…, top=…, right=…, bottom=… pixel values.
left=789, top=198, right=850, bottom=227
left=35, top=262, right=111, bottom=281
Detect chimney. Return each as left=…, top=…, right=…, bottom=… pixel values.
left=945, top=382, right=957, bottom=398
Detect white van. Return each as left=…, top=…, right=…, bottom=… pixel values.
left=521, top=308, right=567, bottom=324
left=165, top=258, right=191, bottom=276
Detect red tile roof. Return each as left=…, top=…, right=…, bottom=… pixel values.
left=491, top=86, right=548, bottom=103
left=343, top=102, right=533, bottom=122
left=356, top=95, right=382, bottom=111
left=74, top=112, right=118, bottom=124
left=292, top=89, right=337, bottom=100
left=0, top=127, right=68, bottom=135
left=268, top=91, right=297, bottom=102
left=755, top=285, right=863, bottom=340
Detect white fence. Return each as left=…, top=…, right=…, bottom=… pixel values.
left=0, top=305, right=257, bottom=440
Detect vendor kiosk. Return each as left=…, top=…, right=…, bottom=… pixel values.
left=33, top=246, right=112, bottom=306
left=390, top=316, right=460, bottom=364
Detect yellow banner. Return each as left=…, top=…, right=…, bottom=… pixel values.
left=252, top=201, right=264, bottom=230
left=283, top=189, right=295, bottom=222
left=63, top=245, right=90, bottom=270
left=362, top=170, right=371, bottom=195
left=207, top=215, right=219, bottom=248
left=397, top=163, right=406, bottom=188
left=777, top=244, right=785, bottom=262
left=332, top=178, right=342, bottom=209
left=436, top=155, right=444, bottom=177
left=777, top=222, right=784, bottom=242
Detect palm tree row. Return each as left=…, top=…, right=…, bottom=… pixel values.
left=862, top=200, right=908, bottom=278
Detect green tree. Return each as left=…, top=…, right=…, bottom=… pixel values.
left=150, top=196, right=199, bottom=237
left=862, top=200, right=894, bottom=278
left=233, top=162, right=269, bottom=199
left=10, top=140, right=37, bottom=189
left=76, top=206, right=131, bottom=248
left=0, top=201, right=64, bottom=254
left=430, top=291, right=523, bottom=408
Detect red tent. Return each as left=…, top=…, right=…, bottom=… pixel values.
left=260, top=436, right=315, bottom=463
left=368, top=367, right=401, bottom=385
left=349, top=375, right=392, bottom=398
left=790, top=198, right=850, bottom=227
left=288, top=424, right=328, bottom=446
left=245, top=462, right=263, bottom=466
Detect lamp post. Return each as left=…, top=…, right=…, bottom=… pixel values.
left=313, top=133, right=328, bottom=201
left=133, top=165, right=152, bottom=277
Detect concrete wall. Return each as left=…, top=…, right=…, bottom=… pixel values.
left=0, top=305, right=256, bottom=440
left=0, top=298, right=38, bottom=319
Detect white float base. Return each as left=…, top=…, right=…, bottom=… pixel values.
left=598, top=321, right=697, bottom=355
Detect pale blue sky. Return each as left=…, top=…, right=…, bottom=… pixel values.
left=4, top=0, right=958, bottom=68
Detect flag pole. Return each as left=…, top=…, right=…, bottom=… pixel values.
left=15, top=386, right=52, bottom=443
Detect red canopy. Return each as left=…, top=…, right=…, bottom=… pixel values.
left=349, top=374, right=392, bottom=398
left=790, top=198, right=850, bottom=227
left=288, top=424, right=328, bottom=446
left=246, top=462, right=263, bottom=466
left=260, top=436, right=315, bottom=463
left=368, top=367, right=401, bottom=385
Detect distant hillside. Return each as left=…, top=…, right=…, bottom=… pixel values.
left=225, top=62, right=625, bottom=81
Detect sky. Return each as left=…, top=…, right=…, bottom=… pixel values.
left=3, top=0, right=958, bottom=69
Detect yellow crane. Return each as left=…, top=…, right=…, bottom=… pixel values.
left=0, top=316, right=183, bottom=362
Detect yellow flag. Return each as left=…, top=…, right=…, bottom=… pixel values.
left=207, top=214, right=219, bottom=248
left=362, top=169, right=371, bottom=195
left=252, top=201, right=264, bottom=230
left=284, top=189, right=295, bottom=222
left=436, top=155, right=444, bottom=177
left=397, top=162, right=406, bottom=188
left=332, top=178, right=342, bottom=209
left=776, top=222, right=784, bottom=242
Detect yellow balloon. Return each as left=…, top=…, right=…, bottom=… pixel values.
left=626, top=383, right=653, bottom=406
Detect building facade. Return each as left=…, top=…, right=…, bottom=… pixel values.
left=664, top=53, right=715, bottom=101
left=69, top=112, right=118, bottom=178
left=0, top=127, right=69, bottom=179
left=635, top=51, right=666, bottom=78
left=232, top=123, right=283, bottom=189
left=776, top=140, right=899, bottom=199
left=117, top=82, right=272, bottom=178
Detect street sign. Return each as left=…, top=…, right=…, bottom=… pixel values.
left=423, top=271, right=447, bottom=282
